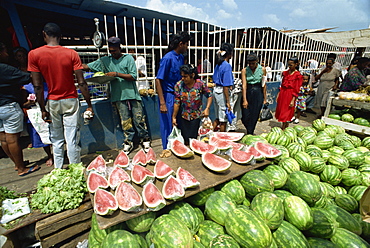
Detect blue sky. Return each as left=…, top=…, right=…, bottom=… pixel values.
left=113, top=0, right=369, bottom=31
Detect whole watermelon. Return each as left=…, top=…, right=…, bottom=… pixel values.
left=307, top=237, right=340, bottom=248
left=169, top=202, right=200, bottom=234
left=209, top=234, right=240, bottom=248
left=286, top=171, right=322, bottom=206
left=304, top=208, right=338, bottom=238
left=325, top=205, right=362, bottom=235
left=126, top=211, right=156, bottom=233
left=341, top=168, right=362, bottom=186
left=197, top=220, right=225, bottom=247
left=240, top=170, right=274, bottom=198
left=328, top=114, right=341, bottom=120
left=306, top=145, right=323, bottom=157
left=320, top=165, right=342, bottom=186
left=263, top=165, right=288, bottom=188
left=312, top=119, right=326, bottom=131
left=187, top=187, right=214, bottom=206
left=278, top=157, right=300, bottom=174
left=348, top=185, right=368, bottom=201
left=273, top=190, right=293, bottom=201
left=331, top=228, right=370, bottom=248
left=341, top=113, right=354, bottom=122
left=335, top=194, right=358, bottom=213
left=343, top=149, right=365, bottom=167
left=283, top=196, right=313, bottom=230
left=205, top=191, right=237, bottom=226
left=272, top=221, right=310, bottom=248
left=310, top=157, right=326, bottom=174
left=220, top=180, right=246, bottom=204
left=101, top=230, right=140, bottom=248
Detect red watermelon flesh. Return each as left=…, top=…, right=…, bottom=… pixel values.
left=132, top=149, right=147, bottom=166
left=87, top=171, right=109, bottom=193
left=189, top=139, right=217, bottom=155
left=131, top=164, right=155, bottom=185
left=115, top=182, right=143, bottom=212
left=254, top=141, right=282, bottom=158
left=244, top=145, right=265, bottom=161
left=209, top=136, right=233, bottom=150
left=230, top=149, right=254, bottom=164
left=213, top=132, right=245, bottom=142
left=176, top=167, right=200, bottom=189
left=142, top=182, right=166, bottom=211
left=154, top=160, right=174, bottom=179
left=162, top=175, right=185, bottom=200
left=108, top=166, right=131, bottom=188
left=201, top=152, right=232, bottom=172
left=114, top=151, right=130, bottom=168
left=229, top=142, right=244, bottom=150
left=94, top=188, right=118, bottom=215
left=87, top=155, right=106, bottom=173
left=146, top=147, right=157, bottom=164
left=171, top=139, right=194, bottom=158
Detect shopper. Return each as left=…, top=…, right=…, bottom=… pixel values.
left=292, top=73, right=312, bottom=124
left=340, top=57, right=370, bottom=92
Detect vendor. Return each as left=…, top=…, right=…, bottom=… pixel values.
left=340, top=57, right=370, bottom=92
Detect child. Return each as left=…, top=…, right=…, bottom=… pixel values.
left=292, top=74, right=312, bottom=124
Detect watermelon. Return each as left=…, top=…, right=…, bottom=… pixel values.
left=299, top=130, right=316, bottom=145
left=213, top=132, right=244, bottom=142
left=328, top=114, right=342, bottom=120
left=283, top=196, right=313, bottom=230
left=176, top=167, right=200, bottom=189
left=162, top=175, right=185, bottom=200
left=250, top=192, right=284, bottom=230
left=94, top=188, right=118, bottom=215
left=220, top=180, right=246, bottom=204
left=153, top=160, right=174, bottom=179
left=305, top=208, right=338, bottom=238
left=284, top=127, right=298, bottom=142
left=331, top=228, right=370, bottom=248
left=108, top=166, right=131, bottom=189
left=254, top=141, right=282, bottom=158
left=187, top=187, right=214, bottom=206
left=348, top=185, right=368, bottom=201
left=225, top=207, right=272, bottom=248
left=329, top=146, right=345, bottom=155
left=209, top=136, right=233, bottom=150
left=132, top=149, right=147, bottom=166
left=115, top=182, right=143, bottom=212
left=278, top=157, right=300, bottom=174
left=321, top=182, right=337, bottom=198
left=133, top=234, right=148, bottom=248
left=114, top=150, right=130, bottom=168
left=189, top=139, right=217, bottom=155
left=335, top=186, right=348, bottom=195
left=229, top=142, right=244, bottom=150
left=146, top=147, right=156, bottom=164
left=341, top=113, right=354, bottom=122
left=314, top=195, right=330, bottom=209
left=358, top=164, right=370, bottom=173
left=276, top=133, right=291, bottom=147
left=240, top=170, right=274, bottom=198
left=126, top=211, right=156, bottom=233
left=101, top=230, right=139, bottom=248
left=307, top=237, right=339, bottom=248
left=272, top=221, right=310, bottom=248
left=87, top=155, right=107, bottom=173
left=202, top=152, right=232, bottom=172
left=362, top=172, right=370, bottom=186
left=131, top=164, right=155, bottom=185
left=322, top=127, right=338, bottom=138
left=244, top=145, right=265, bottom=161
left=169, top=202, right=200, bottom=234
left=263, top=165, right=288, bottom=188
left=341, top=168, right=362, bottom=186
left=241, top=134, right=268, bottom=145
left=273, top=145, right=290, bottom=161
left=306, top=144, right=323, bottom=157
left=142, top=182, right=166, bottom=211
left=335, top=194, right=358, bottom=213
left=296, top=136, right=307, bottom=149
left=293, top=125, right=305, bottom=134
left=286, top=171, right=322, bottom=206
left=353, top=213, right=370, bottom=242
left=286, top=143, right=304, bottom=157
left=273, top=190, right=293, bottom=200
left=197, top=220, right=225, bottom=247
left=320, top=165, right=342, bottom=186
left=321, top=150, right=332, bottom=162
left=171, top=139, right=194, bottom=158
left=229, top=148, right=253, bottom=164
left=205, top=191, right=237, bottom=226
left=363, top=137, right=370, bottom=149
left=327, top=154, right=350, bottom=170
left=242, top=198, right=251, bottom=207
left=326, top=204, right=362, bottom=235
left=209, top=234, right=240, bottom=248
left=194, top=207, right=204, bottom=224
left=87, top=171, right=109, bottom=193
left=313, top=119, right=326, bottom=131
left=265, top=131, right=280, bottom=144
left=310, top=157, right=326, bottom=174
left=343, top=149, right=365, bottom=167
left=271, top=126, right=284, bottom=135
left=314, top=135, right=334, bottom=149
left=294, top=152, right=312, bottom=171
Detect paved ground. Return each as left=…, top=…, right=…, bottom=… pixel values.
left=0, top=108, right=319, bottom=194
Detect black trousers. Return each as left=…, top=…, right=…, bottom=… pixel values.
left=241, top=84, right=264, bottom=135
left=179, top=118, right=201, bottom=145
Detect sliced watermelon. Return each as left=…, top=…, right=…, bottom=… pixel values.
left=176, top=167, right=200, bottom=189
left=171, top=139, right=194, bottom=158
left=154, top=160, right=174, bottom=179
left=87, top=171, right=109, bottom=193
left=162, top=175, right=185, bottom=200
left=108, top=166, right=131, bottom=189
left=254, top=141, right=282, bottom=158
left=131, top=164, right=155, bottom=185
left=132, top=149, right=147, bottom=166
left=229, top=142, right=244, bottom=150
left=202, top=152, right=232, bottom=172
left=87, top=155, right=106, bottom=173
left=213, top=132, right=245, bottom=142
left=229, top=149, right=254, bottom=164
left=189, top=138, right=217, bottom=155
left=142, top=182, right=166, bottom=211
left=94, top=189, right=118, bottom=215
left=244, top=145, right=265, bottom=161
left=115, top=182, right=143, bottom=212
left=146, top=147, right=157, bottom=164
left=114, top=151, right=130, bottom=168
left=209, top=136, right=233, bottom=150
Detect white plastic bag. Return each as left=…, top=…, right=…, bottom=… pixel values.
left=0, top=198, right=31, bottom=224
left=26, top=107, right=51, bottom=144
left=167, top=126, right=184, bottom=149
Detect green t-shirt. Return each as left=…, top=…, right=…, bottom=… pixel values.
left=87, top=54, right=141, bottom=102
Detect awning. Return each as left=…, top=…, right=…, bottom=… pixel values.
left=306, top=28, right=370, bottom=48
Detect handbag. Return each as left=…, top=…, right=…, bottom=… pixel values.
left=259, top=103, right=273, bottom=122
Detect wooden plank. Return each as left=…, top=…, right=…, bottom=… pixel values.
left=332, top=98, right=370, bottom=111
left=322, top=117, right=370, bottom=135
left=60, top=230, right=89, bottom=248
left=40, top=219, right=91, bottom=248
left=35, top=200, right=93, bottom=239
left=95, top=154, right=271, bottom=229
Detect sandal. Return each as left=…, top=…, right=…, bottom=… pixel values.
left=19, top=165, right=41, bottom=177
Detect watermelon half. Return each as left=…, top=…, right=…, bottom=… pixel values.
left=142, top=182, right=166, bottom=211
left=131, top=164, right=155, bottom=185
left=229, top=149, right=254, bottom=164
left=254, top=141, right=282, bottom=158
left=154, top=160, right=174, bottom=180
left=87, top=171, right=109, bottom=193
left=171, top=139, right=194, bottom=158
left=132, top=149, right=147, bottom=166
left=209, top=136, right=233, bottom=150
left=176, top=167, right=200, bottom=189
left=87, top=155, right=106, bottom=173
left=202, top=152, right=232, bottom=172
left=94, top=189, right=118, bottom=215
left=114, top=151, right=130, bottom=168
left=108, top=166, right=131, bottom=189
left=213, top=132, right=245, bottom=142
left=189, top=139, right=217, bottom=155
left=146, top=147, right=157, bottom=164
left=244, top=145, right=265, bottom=161
left=162, top=175, right=185, bottom=200
left=115, top=182, right=143, bottom=212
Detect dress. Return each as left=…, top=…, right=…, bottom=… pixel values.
left=296, top=84, right=310, bottom=111
left=275, top=70, right=303, bottom=122
left=315, top=68, right=341, bottom=107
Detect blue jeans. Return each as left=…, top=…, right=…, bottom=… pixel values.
left=115, top=100, right=149, bottom=144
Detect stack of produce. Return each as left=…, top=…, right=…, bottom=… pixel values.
left=338, top=86, right=370, bottom=102
left=88, top=120, right=370, bottom=247
left=328, top=108, right=370, bottom=127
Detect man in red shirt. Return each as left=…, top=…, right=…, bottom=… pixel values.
left=28, top=23, right=93, bottom=168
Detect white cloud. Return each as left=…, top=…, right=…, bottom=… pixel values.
left=289, top=8, right=306, bottom=18
left=217, top=9, right=233, bottom=20
left=264, top=14, right=281, bottom=25
left=222, top=0, right=238, bottom=10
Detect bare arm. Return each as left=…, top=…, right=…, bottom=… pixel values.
left=75, top=69, right=94, bottom=117
left=262, top=67, right=267, bottom=104
left=155, top=78, right=167, bottom=113
left=241, top=68, right=248, bottom=108
left=223, top=86, right=231, bottom=111
left=31, top=71, right=50, bottom=122
left=106, top=71, right=135, bottom=81
left=202, top=96, right=212, bottom=117
left=172, top=103, right=180, bottom=126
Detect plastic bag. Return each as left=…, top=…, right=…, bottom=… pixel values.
left=26, top=107, right=51, bottom=144
left=0, top=198, right=31, bottom=224
left=259, top=103, right=273, bottom=122
left=198, top=117, right=213, bottom=137
left=225, top=109, right=236, bottom=124
left=167, top=126, right=184, bottom=149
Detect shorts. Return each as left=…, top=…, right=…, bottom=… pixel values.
left=213, top=86, right=227, bottom=122
left=0, top=102, right=24, bottom=134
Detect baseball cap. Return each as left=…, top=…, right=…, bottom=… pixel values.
left=108, top=37, right=121, bottom=47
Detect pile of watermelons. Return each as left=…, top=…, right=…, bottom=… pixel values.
left=328, top=108, right=370, bottom=127
left=89, top=119, right=370, bottom=247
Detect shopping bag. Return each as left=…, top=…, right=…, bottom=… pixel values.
left=259, top=103, right=273, bottom=122
left=167, top=126, right=184, bottom=149
left=26, top=108, right=51, bottom=144
left=198, top=117, right=213, bottom=137
left=225, top=109, right=236, bottom=124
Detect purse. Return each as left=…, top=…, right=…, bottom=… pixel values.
left=259, top=103, right=273, bottom=122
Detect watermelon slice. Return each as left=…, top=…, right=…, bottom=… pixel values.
left=171, top=139, right=194, bottom=158
left=87, top=155, right=106, bottom=173
left=254, top=141, right=282, bottom=158
left=154, top=160, right=174, bottom=179
left=108, top=166, right=131, bottom=189
left=202, top=152, right=232, bottom=172
left=114, top=151, right=130, bottom=168
left=162, top=175, right=185, bottom=201
left=244, top=145, right=265, bottom=161
left=94, top=189, right=118, bottom=215
left=209, top=136, right=233, bottom=150
left=131, top=164, right=155, bottom=185
left=229, top=142, right=244, bottom=150
left=115, top=182, right=143, bottom=212
left=146, top=147, right=157, bottom=164
left=142, top=182, right=166, bottom=211
left=213, top=132, right=245, bottom=142
left=189, top=139, right=217, bottom=155
left=176, top=167, right=200, bottom=189
left=132, top=149, right=147, bottom=166
left=87, top=171, right=109, bottom=193
left=229, top=149, right=254, bottom=164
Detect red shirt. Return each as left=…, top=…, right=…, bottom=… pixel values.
left=28, top=45, right=82, bottom=100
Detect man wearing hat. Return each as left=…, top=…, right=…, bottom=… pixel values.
left=83, top=37, right=151, bottom=154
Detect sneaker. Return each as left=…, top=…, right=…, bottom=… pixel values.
left=141, top=139, right=151, bottom=152
left=288, top=116, right=296, bottom=123
left=123, top=141, right=133, bottom=154
left=306, top=108, right=317, bottom=114
left=293, top=118, right=300, bottom=124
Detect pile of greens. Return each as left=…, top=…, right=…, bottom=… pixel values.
left=31, top=163, right=87, bottom=213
